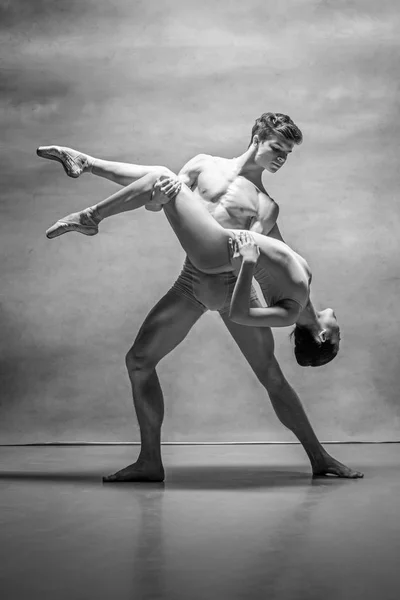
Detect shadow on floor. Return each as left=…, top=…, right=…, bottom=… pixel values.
left=0, top=464, right=357, bottom=490
left=164, top=465, right=360, bottom=490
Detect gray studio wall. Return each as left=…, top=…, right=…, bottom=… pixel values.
left=1, top=0, right=400, bottom=442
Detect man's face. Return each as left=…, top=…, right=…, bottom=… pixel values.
left=254, top=134, right=295, bottom=173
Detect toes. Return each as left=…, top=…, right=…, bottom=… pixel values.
left=46, top=223, right=66, bottom=239
left=313, top=466, right=364, bottom=479
left=344, top=469, right=364, bottom=479
left=37, top=146, right=52, bottom=157
left=45, top=218, right=98, bottom=238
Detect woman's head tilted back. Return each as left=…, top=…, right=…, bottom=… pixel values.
left=292, top=308, right=341, bottom=367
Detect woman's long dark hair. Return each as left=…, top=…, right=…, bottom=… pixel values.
left=291, top=325, right=339, bottom=367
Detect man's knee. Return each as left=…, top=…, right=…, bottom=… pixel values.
left=125, top=343, right=157, bottom=377
left=258, top=354, right=287, bottom=390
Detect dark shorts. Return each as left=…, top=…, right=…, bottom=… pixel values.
left=170, top=257, right=260, bottom=315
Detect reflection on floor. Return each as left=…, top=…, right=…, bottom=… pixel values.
left=0, top=444, right=399, bottom=600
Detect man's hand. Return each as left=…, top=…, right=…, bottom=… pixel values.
left=146, top=175, right=182, bottom=212
left=157, top=175, right=182, bottom=199
left=236, top=232, right=260, bottom=263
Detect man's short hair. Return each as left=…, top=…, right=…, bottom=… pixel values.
left=250, top=112, right=303, bottom=146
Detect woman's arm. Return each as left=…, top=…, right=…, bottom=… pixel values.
left=229, top=261, right=299, bottom=327
left=229, top=232, right=300, bottom=328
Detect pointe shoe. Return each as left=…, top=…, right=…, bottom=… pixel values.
left=37, top=145, right=89, bottom=178
left=46, top=208, right=100, bottom=239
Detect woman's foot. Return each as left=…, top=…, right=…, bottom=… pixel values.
left=37, top=145, right=92, bottom=178
left=46, top=208, right=100, bottom=238
left=103, top=460, right=165, bottom=483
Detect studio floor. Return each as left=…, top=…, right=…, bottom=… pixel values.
left=0, top=443, right=399, bottom=600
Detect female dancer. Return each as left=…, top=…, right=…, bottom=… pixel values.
left=42, top=162, right=340, bottom=367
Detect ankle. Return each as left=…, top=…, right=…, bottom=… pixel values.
left=87, top=205, right=102, bottom=223
left=85, top=156, right=95, bottom=173
left=138, top=452, right=163, bottom=467
left=305, top=447, right=328, bottom=466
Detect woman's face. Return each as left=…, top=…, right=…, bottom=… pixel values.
left=318, top=308, right=340, bottom=345
left=254, top=134, right=295, bottom=173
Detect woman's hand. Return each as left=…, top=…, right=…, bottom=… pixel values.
left=236, top=232, right=260, bottom=263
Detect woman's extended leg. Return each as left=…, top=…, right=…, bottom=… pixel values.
left=162, top=187, right=234, bottom=273
left=92, top=160, right=164, bottom=187
left=45, top=168, right=171, bottom=238
left=45, top=167, right=234, bottom=274
left=37, top=144, right=164, bottom=187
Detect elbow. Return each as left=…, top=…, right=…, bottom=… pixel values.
left=229, top=308, right=246, bottom=325
left=285, top=315, right=298, bottom=327
left=286, top=306, right=302, bottom=328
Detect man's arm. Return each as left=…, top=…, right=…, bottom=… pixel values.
left=265, top=222, right=285, bottom=242
left=177, top=154, right=208, bottom=189
left=249, top=193, right=281, bottom=237
left=146, top=154, right=207, bottom=212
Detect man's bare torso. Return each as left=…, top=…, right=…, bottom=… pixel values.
left=186, top=155, right=278, bottom=235
left=182, top=154, right=311, bottom=293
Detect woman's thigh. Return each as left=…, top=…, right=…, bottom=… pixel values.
left=162, top=185, right=233, bottom=274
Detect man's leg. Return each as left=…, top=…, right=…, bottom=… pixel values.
left=103, top=287, right=205, bottom=482
left=220, top=311, right=364, bottom=478
left=37, top=144, right=165, bottom=186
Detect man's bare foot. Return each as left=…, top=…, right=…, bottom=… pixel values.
left=37, top=145, right=91, bottom=178
left=103, top=461, right=165, bottom=483
left=46, top=208, right=100, bottom=239
left=312, top=455, right=364, bottom=479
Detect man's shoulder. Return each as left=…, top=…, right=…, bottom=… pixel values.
left=181, top=153, right=210, bottom=170
left=191, top=154, right=238, bottom=178
left=188, top=153, right=213, bottom=165
left=191, top=152, right=211, bottom=160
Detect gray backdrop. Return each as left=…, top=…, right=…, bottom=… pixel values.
left=1, top=0, right=399, bottom=443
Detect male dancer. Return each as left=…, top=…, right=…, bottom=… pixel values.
left=38, top=112, right=363, bottom=480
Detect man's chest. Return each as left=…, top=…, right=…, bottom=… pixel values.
left=195, top=163, right=237, bottom=203
left=195, top=165, right=262, bottom=226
